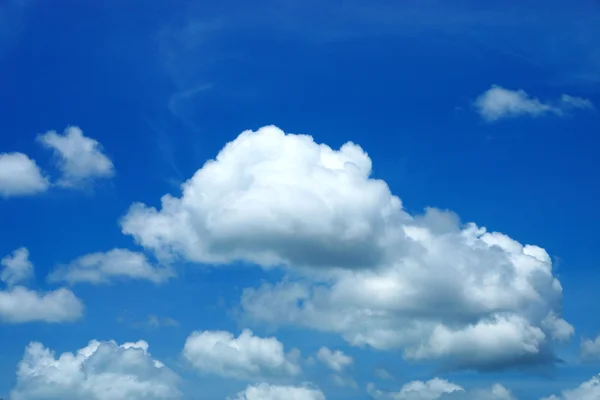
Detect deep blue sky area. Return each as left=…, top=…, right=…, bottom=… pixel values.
left=0, top=1, right=599, bottom=399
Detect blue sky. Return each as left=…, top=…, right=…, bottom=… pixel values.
left=0, top=0, right=599, bottom=399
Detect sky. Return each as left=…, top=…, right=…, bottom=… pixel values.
left=0, top=0, right=600, bottom=399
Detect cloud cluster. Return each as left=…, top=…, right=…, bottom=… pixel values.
left=367, top=378, right=516, bottom=400
left=10, top=339, right=180, bottom=400
left=182, top=328, right=301, bottom=380
left=48, top=248, right=174, bottom=285
left=0, top=126, right=114, bottom=198
left=122, top=125, right=571, bottom=371
left=0, top=248, right=83, bottom=323
left=474, top=85, right=594, bottom=122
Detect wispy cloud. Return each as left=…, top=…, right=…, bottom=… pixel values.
left=0, top=0, right=31, bottom=60
left=474, top=85, right=594, bottom=122
left=158, top=0, right=600, bottom=86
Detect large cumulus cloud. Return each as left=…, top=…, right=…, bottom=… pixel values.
left=121, top=125, right=572, bottom=371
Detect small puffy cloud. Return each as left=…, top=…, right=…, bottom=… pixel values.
left=541, top=374, right=600, bottom=400
left=37, top=126, right=114, bottom=188
left=229, top=383, right=325, bottom=400
left=0, top=248, right=83, bottom=323
left=367, top=379, right=516, bottom=400
left=0, top=286, right=84, bottom=323
left=580, top=335, right=600, bottom=361
left=48, top=248, right=174, bottom=285
left=0, top=152, right=49, bottom=197
left=122, top=126, right=572, bottom=371
left=182, top=329, right=301, bottom=380
left=1, top=247, right=34, bottom=286
left=317, top=347, right=353, bottom=372
left=474, top=85, right=594, bottom=121
left=10, top=339, right=180, bottom=400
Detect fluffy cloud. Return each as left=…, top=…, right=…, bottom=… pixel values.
left=182, top=328, right=301, bottom=379
left=0, top=286, right=83, bottom=323
left=580, top=335, right=600, bottom=361
left=0, top=152, right=49, bottom=197
left=367, top=379, right=516, bottom=400
left=317, top=347, right=353, bottom=372
left=122, top=126, right=572, bottom=371
left=47, top=248, right=174, bottom=285
left=121, top=125, right=398, bottom=268
left=229, top=383, right=325, bottom=400
left=1, top=247, right=34, bottom=286
left=541, top=374, right=600, bottom=400
left=10, top=339, right=180, bottom=400
left=474, top=85, right=594, bottom=121
left=37, top=126, right=114, bottom=187
left=0, top=248, right=83, bottom=323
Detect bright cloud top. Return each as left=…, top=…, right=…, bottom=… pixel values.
left=37, top=126, right=114, bottom=188
left=474, top=85, right=594, bottom=121
left=316, top=347, right=353, bottom=372
left=0, top=152, right=49, bottom=197
left=0, top=248, right=83, bottom=324
left=230, top=383, right=325, bottom=400
left=182, top=328, right=301, bottom=380
left=10, top=339, right=180, bottom=400
left=48, top=248, right=175, bottom=285
left=122, top=125, right=572, bottom=371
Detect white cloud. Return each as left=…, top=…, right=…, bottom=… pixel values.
left=229, top=383, right=325, bottom=400
left=317, top=347, right=353, bottom=372
left=10, top=339, right=180, bottom=400
left=473, top=85, right=594, bottom=121
left=541, top=374, right=600, bottom=400
left=367, top=379, right=516, bottom=400
left=0, top=152, right=49, bottom=197
left=48, top=248, right=174, bottom=285
left=0, top=286, right=83, bottom=323
left=37, top=126, right=114, bottom=188
left=560, top=94, right=595, bottom=110
left=580, top=335, right=600, bottom=361
left=182, top=328, right=301, bottom=380
left=367, top=378, right=464, bottom=399
left=1, top=247, right=34, bottom=286
left=121, top=125, right=395, bottom=268
left=0, top=248, right=83, bottom=323
left=122, top=126, right=572, bottom=371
